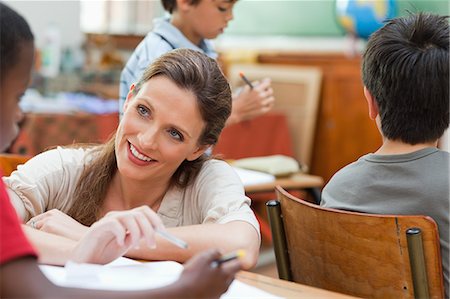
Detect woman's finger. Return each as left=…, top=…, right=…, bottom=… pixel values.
left=117, top=214, right=142, bottom=248
left=134, top=213, right=157, bottom=248
left=139, top=206, right=165, bottom=231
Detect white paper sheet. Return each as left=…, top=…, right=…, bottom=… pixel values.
left=40, top=257, right=183, bottom=290
left=39, top=257, right=283, bottom=298
left=232, top=166, right=276, bottom=186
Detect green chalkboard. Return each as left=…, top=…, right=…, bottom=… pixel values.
left=224, top=0, right=449, bottom=37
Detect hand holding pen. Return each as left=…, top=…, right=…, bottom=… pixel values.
left=211, top=249, right=246, bottom=268
left=230, top=72, right=275, bottom=123
left=180, top=249, right=242, bottom=298
left=239, top=72, right=254, bottom=89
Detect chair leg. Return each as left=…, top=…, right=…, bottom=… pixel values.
left=406, top=228, right=430, bottom=299
left=266, top=200, right=292, bottom=281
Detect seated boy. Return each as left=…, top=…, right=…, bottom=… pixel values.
left=321, top=12, right=449, bottom=295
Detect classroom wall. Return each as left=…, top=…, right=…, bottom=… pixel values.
left=3, top=0, right=83, bottom=49
left=225, top=0, right=450, bottom=36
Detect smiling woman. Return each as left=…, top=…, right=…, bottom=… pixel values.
left=4, top=48, right=261, bottom=269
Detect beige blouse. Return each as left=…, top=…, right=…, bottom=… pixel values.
left=4, top=147, right=260, bottom=238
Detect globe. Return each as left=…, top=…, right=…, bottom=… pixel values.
left=336, top=0, right=397, bottom=39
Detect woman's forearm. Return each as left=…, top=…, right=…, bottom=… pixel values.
left=22, top=224, right=75, bottom=265
left=125, top=221, right=260, bottom=269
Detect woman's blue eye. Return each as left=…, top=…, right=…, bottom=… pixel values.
left=137, top=105, right=149, bottom=116
left=168, top=129, right=183, bottom=141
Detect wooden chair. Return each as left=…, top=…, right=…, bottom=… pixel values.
left=266, top=185, right=444, bottom=299
left=0, top=154, right=30, bottom=176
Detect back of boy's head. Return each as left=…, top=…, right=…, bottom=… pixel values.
left=362, top=12, right=449, bottom=145
left=161, top=0, right=201, bottom=13
left=0, top=2, right=34, bottom=79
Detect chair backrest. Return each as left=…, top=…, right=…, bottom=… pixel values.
left=0, top=154, right=30, bottom=176
left=267, top=186, right=444, bottom=299
left=226, top=64, right=322, bottom=168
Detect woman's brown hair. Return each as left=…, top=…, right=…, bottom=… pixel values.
left=68, top=49, right=232, bottom=225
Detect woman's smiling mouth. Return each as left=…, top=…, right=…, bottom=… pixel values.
left=129, top=142, right=154, bottom=162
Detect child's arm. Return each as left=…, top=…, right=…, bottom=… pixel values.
left=0, top=250, right=240, bottom=298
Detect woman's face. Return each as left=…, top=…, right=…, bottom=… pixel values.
left=0, top=41, right=34, bottom=152
left=115, top=75, right=208, bottom=183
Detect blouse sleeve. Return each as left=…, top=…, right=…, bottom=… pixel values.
left=3, top=147, right=87, bottom=222
left=189, top=160, right=261, bottom=238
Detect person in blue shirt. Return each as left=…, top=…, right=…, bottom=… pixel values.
left=120, top=0, right=275, bottom=125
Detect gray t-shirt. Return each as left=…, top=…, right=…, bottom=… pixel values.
left=321, top=147, right=449, bottom=294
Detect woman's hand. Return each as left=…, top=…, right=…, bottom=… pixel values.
left=228, top=78, right=275, bottom=125
left=70, top=205, right=165, bottom=264
left=27, top=209, right=88, bottom=241
left=176, top=249, right=241, bottom=299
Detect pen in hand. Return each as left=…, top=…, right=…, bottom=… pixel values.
left=239, top=72, right=254, bottom=89
left=211, top=249, right=246, bottom=268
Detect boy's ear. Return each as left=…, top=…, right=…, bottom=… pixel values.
left=364, top=86, right=379, bottom=120
left=176, top=0, right=192, bottom=11
left=123, top=84, right=136, bottom=112
left=186, top=145, right=210, bottom=161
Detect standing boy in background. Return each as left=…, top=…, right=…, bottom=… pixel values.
left=321, top=13, right=449, bottom=295
left=120, top=0, right=275, bottom=125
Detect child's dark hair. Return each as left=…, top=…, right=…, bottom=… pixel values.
left=362, top=12, right=449, bottom=144
left=161, top=0, right=201, bottom=13
left=0, top=2, right=34, bottom=77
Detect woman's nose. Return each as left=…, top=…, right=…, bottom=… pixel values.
left=139, top=128, right=159, bottom=150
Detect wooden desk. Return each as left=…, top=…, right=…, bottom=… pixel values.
left=244, top=172, right=323, bottom=194
left=237, top=271, right=357, bottom=298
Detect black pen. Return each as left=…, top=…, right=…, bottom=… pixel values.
left=239, top=72, right=254, bottom=89
left=211, top=249, right=246, bottom=268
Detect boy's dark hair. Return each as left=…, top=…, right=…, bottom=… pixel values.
left=0, top=2, right=34, bottom=77
left=161, top=0, right=201, bottom=14
left=362, top=12, right=449, bottom=144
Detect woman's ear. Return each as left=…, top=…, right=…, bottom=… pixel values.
left=186, top=145, right=210, bottom=161
left=364, top=86, right=379, bottom=120
left=123, top=84, right=136, bottom=112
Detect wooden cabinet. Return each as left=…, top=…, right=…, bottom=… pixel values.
left=258, top=53, right=382, bottom=183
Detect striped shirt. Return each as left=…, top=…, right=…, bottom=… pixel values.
left=119, top=17, right=217, bottom=118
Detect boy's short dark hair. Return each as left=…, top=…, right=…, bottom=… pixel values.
left=161, top=0, right=201, bottom=14
left=362, top=13, right=449, bottom=145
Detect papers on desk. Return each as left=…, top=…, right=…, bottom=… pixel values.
left=40, top=258, right=182, bottom=290
left=39, top=257, right=282, bottom=298
left=232, top=166, right=276, bottom=186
